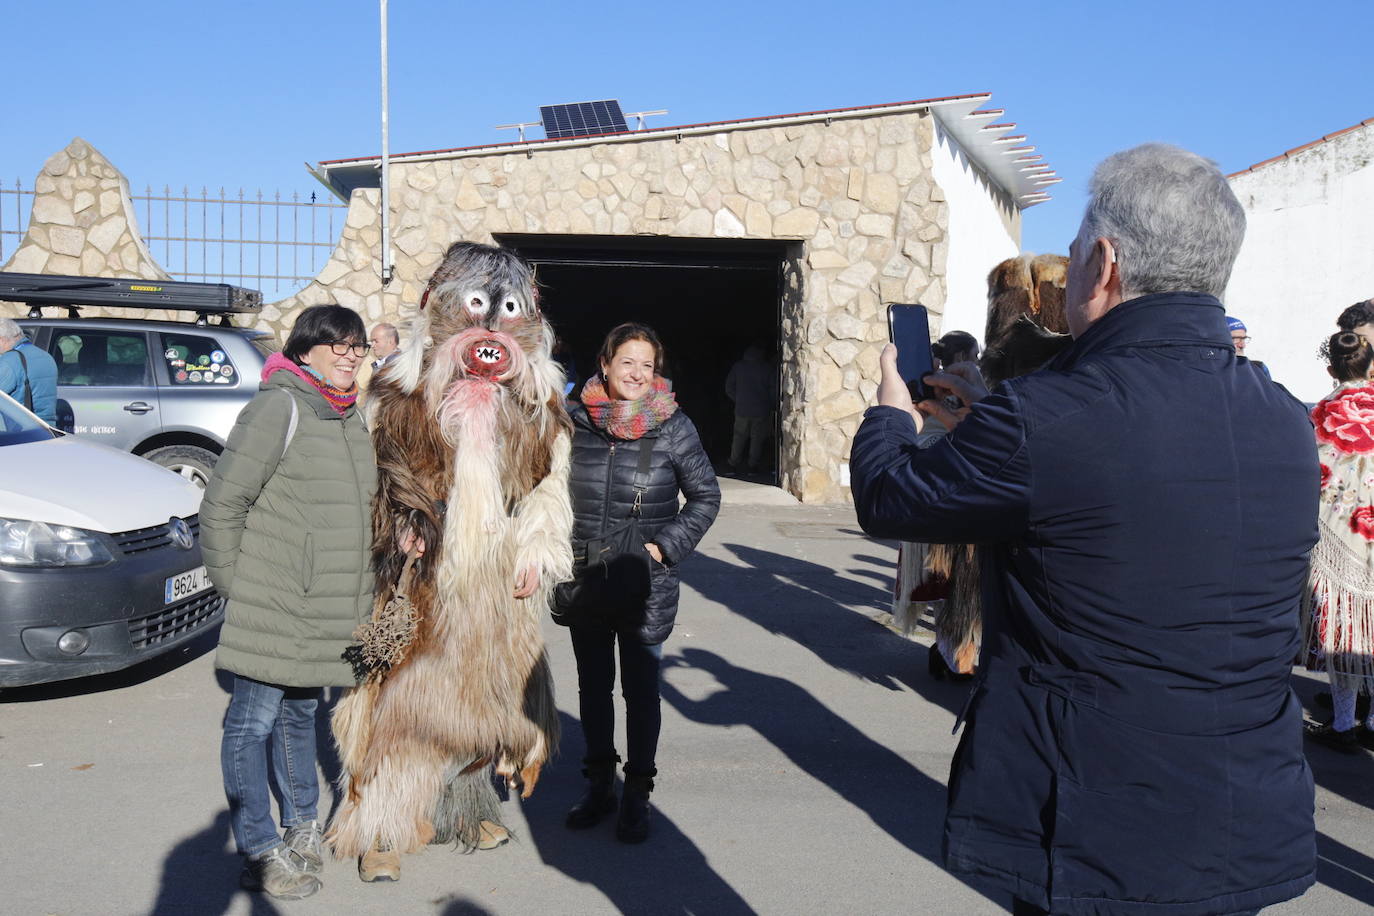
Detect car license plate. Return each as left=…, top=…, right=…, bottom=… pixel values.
left=165, top=566, right=210, bottom=604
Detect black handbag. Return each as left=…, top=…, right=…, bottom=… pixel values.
left=553, top=438, right=656, bottom=625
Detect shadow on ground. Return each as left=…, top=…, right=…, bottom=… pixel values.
left=683, top=544, right=969, bottom=714
left=522, top=711, right=754, bottom=914
left=1316, top=831, right=1374, bottom=908
left=660, top=646, right=997, bottom=907
left=150, top=809, right=282, bottom=916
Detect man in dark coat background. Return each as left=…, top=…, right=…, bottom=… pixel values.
left=851, top=144, right=1318, bottom=915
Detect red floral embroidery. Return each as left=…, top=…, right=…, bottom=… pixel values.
left=1313, top=386, right=1374, bottom=454
left=1350, top=506, right=1374, bottom=540
left=1320, top=464, right=1332, bottom=488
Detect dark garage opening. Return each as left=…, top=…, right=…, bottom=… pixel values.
left=498, top=234, right=789, bottom=481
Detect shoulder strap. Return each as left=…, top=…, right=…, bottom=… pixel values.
left=630, top=437, right=655, bottom=517
left=14, top=349, right=33, bottom=412
left=278, top=389, right=300, bottom=457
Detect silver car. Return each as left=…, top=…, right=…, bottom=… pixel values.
left=17, top=316, right=274, bottom=485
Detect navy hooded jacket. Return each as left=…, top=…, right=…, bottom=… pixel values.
left=851, top=292, right=1318, bottom=915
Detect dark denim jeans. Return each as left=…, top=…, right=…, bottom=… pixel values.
left=569, top=624, right=663, bottom=777
left=220, top=674, right=321, bottom=857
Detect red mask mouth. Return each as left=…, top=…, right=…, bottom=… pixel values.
left=462, top=338, right=512, bottom=378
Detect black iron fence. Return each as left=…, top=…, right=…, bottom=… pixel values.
left=0, top=179, right=348, bottom=300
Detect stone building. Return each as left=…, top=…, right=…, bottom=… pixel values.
left=3, top=92, right=1056, bottom=502
left=1226, top=117, right=1374, bottom=403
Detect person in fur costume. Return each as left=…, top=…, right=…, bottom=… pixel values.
left=1303, top=330, right=1374, bottom=753
left=327, top=241, right=573, bottom=881
left=909, top=256, right=1071, bottom=680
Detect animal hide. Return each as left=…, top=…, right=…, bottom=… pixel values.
left=931, top=255, right=1071, bottom=677
left=982, top=253, right=1070, bottom=351
left=328, top=242, right=573, bottom=858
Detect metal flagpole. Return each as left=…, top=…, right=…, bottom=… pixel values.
left=379, top=0, right=393, bottom=286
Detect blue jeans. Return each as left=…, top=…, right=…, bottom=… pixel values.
left=569, top=624, right=663, bottom=777
left=220, top=674, right=321, bottom=857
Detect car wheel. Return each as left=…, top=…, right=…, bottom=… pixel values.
left=144, top=445, right=218, bottom=489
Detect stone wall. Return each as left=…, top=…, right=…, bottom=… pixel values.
left=280, top=110, right=951, bottom=502
left=4, top=111, right=962, bottom=503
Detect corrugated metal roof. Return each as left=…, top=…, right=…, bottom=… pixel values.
left=311, top=92, right=1057, bottom=209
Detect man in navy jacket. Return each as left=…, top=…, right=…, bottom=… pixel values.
left=851, top=144, right=1318, bottom=915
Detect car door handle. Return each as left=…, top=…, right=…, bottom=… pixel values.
left=123, top=401, right=155, bottom=414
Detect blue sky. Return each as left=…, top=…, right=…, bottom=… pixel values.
left=5, top=0, right=1371, bottom=257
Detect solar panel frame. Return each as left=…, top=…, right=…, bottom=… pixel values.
left=540, top=100, right=628, bottom=139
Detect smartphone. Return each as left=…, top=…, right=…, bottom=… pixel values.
left=886, top=303, right=935, bottom=401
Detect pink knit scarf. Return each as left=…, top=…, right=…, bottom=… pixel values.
left=581, top=374, right=677, bottom=440
left=261, top=352, right=358, bottom=415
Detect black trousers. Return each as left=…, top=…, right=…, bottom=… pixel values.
left=569, top=623, right=663, bottom=777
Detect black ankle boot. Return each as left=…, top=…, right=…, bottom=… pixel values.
left=566, top=755, right=619, bottom=830
left=616, top=774, right=654, bottom=844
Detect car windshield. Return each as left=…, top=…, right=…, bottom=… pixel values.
left=0, top=392, right=56, bottom=446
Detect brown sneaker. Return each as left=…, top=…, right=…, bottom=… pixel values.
left=240, top=845, right=322, bottom=899
left=478, top=820, right=510, bottom=850
left=358, top=840, right=401, bottom=882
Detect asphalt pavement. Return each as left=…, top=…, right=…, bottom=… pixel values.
left=2, top=479, right=1372, bottom=915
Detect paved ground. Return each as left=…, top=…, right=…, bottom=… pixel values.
left=2, top=481, right=1373, bottom=915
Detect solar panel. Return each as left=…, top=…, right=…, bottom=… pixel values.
left=539, top=100, right=628, bottom=139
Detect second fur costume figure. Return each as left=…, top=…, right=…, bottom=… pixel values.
left=328, top=242, right=573, bottom=876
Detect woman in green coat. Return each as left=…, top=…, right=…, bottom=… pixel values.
left=201, top=304, right=377, bottom=900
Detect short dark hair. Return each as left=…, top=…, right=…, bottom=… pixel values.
left=932, top=330, right=979, bottom=365
left=597, top=322, right=664, bottom=375
left=1321, top=331, right=1374, bottom=383
left=283, top=305, right=366, bottom=364
left=1337, top=299, right=1374, bottom=332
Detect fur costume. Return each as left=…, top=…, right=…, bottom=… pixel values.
left=922, top=256, right=1071, bottom=676
left=328, top=241, right=573, bottom=858
left=982, top=253, right=1069, bottom=348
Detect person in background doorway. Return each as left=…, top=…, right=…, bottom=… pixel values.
left=1302, top=330, right=1374, bottom=753
left=0, top=317, right=58, bottom=425
left=724, top=342, right=776, bottom=477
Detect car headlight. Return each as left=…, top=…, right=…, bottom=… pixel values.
left=0, top=518, right=114, bottom=567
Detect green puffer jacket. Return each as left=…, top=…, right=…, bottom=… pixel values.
left=201, top=370, right=377, bottom=687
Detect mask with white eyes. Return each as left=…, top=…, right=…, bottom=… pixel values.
left=461, top=290, right=488, bottom=317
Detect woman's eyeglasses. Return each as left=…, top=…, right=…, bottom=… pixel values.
left=328, top=341, right=371, bottom=357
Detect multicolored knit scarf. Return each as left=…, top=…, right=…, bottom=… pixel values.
left=261, top=352, right=358, bottom=415
left=581, top=374, right=678, bottom=440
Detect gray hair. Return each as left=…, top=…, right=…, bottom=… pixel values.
left=1077, top=143, right=1245, bottom=300
left=372, top=322, right=399, bottom=345
left=0, top=317, right=22, bottom=341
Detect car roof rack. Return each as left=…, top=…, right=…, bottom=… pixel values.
left=0, top=272, right=263, bottom=327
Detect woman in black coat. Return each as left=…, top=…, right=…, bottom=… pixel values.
left=557, top=322, right=720, bottom=843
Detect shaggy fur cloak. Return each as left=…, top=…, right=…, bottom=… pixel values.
left=328, top=242, right=573, bottom=857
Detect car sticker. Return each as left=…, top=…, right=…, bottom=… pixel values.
left=164, top=348, right=179, bottom=360
left=170, top=359, right=184, bottom=368
left=214, top=376, right=231, bottom=384
left=220, top=365, right=234, bottom=377
left=189, top=371, right=202, bottom=382
left=175, top=370, right=188, bottom=382
left=211, top=350, right=226, bottom=364
left=197, top=355, right=211, bottom=367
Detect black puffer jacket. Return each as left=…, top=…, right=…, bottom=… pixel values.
left=564, top=403, right=721, bottom=643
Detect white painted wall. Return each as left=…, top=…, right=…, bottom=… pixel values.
left=1227, top=122, right=1374, bottom=403
left=930, top=121, right=1021, bottom=345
